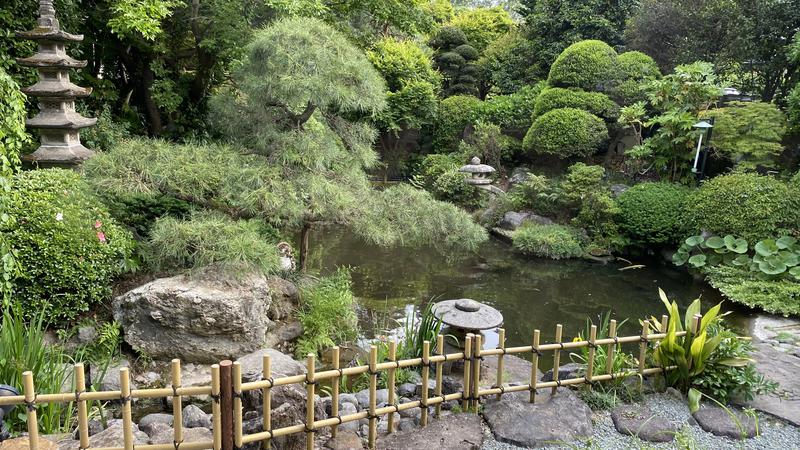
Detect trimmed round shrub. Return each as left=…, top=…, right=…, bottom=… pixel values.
left=429, top=26, right=468, bottom=49
left=453, top=44, right=479, bottom=61
left=532, top=87, right=620, bottom=121
left=617, top=51, right=660, bottom=80
left=483, top=83, right=545, bottom=131
left=433, top=95, right=484, bottom=151
left=7, top=169, right=134, bottom=323
left=523, top=108, right=608, bottom=158
left=687, top=172, right=800, bottom=242
left=513, top=223, right=584, bottom=259
left=547, top=40, right=619, bottom=91
left=617, top=182, right=690, bottom=246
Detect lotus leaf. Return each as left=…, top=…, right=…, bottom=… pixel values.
left=705, top=236, right=725, bottom=249
left=685, top=235, right=704, bottom=247
left=723, top=235, right=748, bottom=254
left=755, top=239, right=779, bottom=257
left=776, top=236, right=797, bottom=250
left=688, top=254, right=707, bottom=268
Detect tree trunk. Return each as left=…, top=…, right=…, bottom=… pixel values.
left=141, top=62, right=163, bottom=136
left=299, top=222, right=312, bottom=272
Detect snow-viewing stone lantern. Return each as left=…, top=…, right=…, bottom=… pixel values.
left=432, top=299, right=504, bottom=349
left=459, top=157, right=504, bottom=195
left=16, top=0, right=97, bottom=167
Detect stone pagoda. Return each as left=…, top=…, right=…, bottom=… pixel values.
left=16, top=0, right=96, bottom=166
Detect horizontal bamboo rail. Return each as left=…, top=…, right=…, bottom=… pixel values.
left=3, top=318, right=682, bottom=450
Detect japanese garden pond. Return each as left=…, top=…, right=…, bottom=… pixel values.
left=309, top=227, right=754, bottom=351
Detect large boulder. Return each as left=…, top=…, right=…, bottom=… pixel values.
left=113, top=274, right=298, bottom=363
left=482, top=389, right=592, bottom=447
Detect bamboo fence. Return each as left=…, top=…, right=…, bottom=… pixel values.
left=0, top=315, right=692, bottom=450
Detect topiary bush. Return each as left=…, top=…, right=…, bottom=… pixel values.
left=547, top=40, right=619, bottom=91
left=687, top=172, right=800, bottom=242
left=614, top=51, right=660, bottom=105
left=617, top=182, right=690, bottom=246
left=7, top=169, right=134, bottom=323
left=523, top=108, right=608, bottom=158
left=513, top=223, right=585, bottom=259
left=433, top=95, right=484, bottom=151
left=532, top=87, right=619, bottom=121
left=482, top=82, right=545, bottom=131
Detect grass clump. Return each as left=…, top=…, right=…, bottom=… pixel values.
left=704, top=265, right=800, bottom=316
left=296, top=268, right=359, bottom=359
left=513, top=223, right=585, bottom=259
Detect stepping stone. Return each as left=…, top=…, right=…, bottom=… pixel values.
left=1, top=437, right=58, bottom=450
left=375, top=414, right=483, bottom=450
left=738, top=342, right=800, bottom=426
left=482, top=388, right=592, bottom=447
left=692, top=405, right=757, bottom=439
left=611, top=404, right=676, bottom=442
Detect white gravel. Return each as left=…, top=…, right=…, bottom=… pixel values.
left=480, top=393, right=800, bottom=450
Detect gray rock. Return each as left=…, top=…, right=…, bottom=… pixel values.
left=739, top=342, right=800, bottom=426
left=149, top=427, right=212, bottom=445
left=355, top=389, right=388, bottom=408
left=339, top=402, right=360, bottom=432
left=89, top=423, right=148, bottom=448
left=376, top=414, right=483, bottom=449
left=498, top=211, right=530, bottom=231
left=482, top=389, right=592, bottom=447
left=114, top=274, right=298, bottom=363
left=72, top=419, right=104, bottom=439
left=237, top=348, right=306, bottom=383
left=693, top=405, right=757, bottom=439
left=415, top=380, right=437, bottom=397
left=397, top=418, right=416, bottom=432
left=138, top=413, right=174, bottom=436
left=100, top=360, right=137, bottom=393
left=509, top=167, right=532, bottom=187
left=77, top=326, right=97, bottom=344
left=610, top=184, right=630, bottom=197
left=325, top=430, right=364, bottom=450
left=397, top=383, right=416, bottom=398
left=611, top=404, right=675, bottom=442
left=339, top=393, right=359, bottom=409
left=182, top=404, right=212, bottom=429
left=540, top=363, right=582, bottom=382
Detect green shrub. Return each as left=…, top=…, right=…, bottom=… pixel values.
left=692, top=323, right=778, bottom=403
left=296, top=268, right=359, bottom=358
left=561, top=163, right=623, bottom=253
left=702, top=101, right=786, bottom=170
left=705, top=265, right=800, bottom=316
left=483, top=83, right=545, bottom=131
left=687, top=172, right=800, bottom=242
left=615, top=51, right=660, bottom=105
left=145, top=211, right=282, bottom=275
left=532, top=87, right=620, bottom=121
left=523, top=108, right=608, bottom=158
left=617, top=182, right=690, bottom=246
left=102, top=193, right=195, bottom=238
left=79, top=109, right=132, bottom=152
left=7, top=169, right=134, bottom=323
left=507, top=174, right=564, bottom=218
left=433, top=95, right=484, bottom=151
left=547, top=40, right=619, bottom=91
left=513, top=223, right=584, bottom=259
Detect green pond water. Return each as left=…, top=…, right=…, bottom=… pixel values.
left=308, top=227, right=750, bottom=352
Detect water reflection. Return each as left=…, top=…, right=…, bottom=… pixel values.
left=309, top=227, right=730, bottom=350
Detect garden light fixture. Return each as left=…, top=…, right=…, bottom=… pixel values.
left=0, top=384, right=20, bottom=442
left=691, top=120, right=713, bottom=174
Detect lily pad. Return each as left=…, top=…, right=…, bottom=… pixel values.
left=685, top=235, right=704, bottom=247
left=688, top=254, right=707, bottom=268
left=731, top=254, right=751, bottom=266
left=723, top=235, right=748, bottom=254
left=755, top=240, right=779, bottom=257
left=776, top=236, right=797, bottom=250
left=705, top=236, right=725, bottom=249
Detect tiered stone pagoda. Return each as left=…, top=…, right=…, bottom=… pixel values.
left=16, top=0, right=96, bottom=166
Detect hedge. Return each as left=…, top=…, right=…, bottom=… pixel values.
left=547, top=40, right=619, bottom=91
left=532, top=87, right=620, bottom=121
left=523, top=107, right=608, bottom=158
left=617, top=182, right=690, bottom=246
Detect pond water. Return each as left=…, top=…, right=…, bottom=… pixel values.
left=308, top=227, right=750, bottom=352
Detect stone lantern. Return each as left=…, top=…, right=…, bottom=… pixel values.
left=432, top=298, right=504, bottom=348
left=16, top=0, right=96, bottom=167
left=459, top=157, right=504, bottom=195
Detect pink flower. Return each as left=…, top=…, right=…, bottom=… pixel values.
left=97, top=231, right=107, bottom=243
left=94, top=220, right=102, bottom=229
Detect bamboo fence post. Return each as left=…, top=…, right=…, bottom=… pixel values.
left=172, top=359, right=183, bottom=449
left=263, top=354, right=272, bottom=449
left=551, top=324, right=563, bottom=395
left=586, top=325, right=597, bottom=390
left=331, top=347, right=340, bottom=438
left=233, top=362, right=243, bottom=450
left=22, top=372, right=38, bottom=450
left=495, top=328, right=506, bottom=400
left=638, top=321, right=649, bottom=389
left=220, top=360, right=233, bottom=450
left=305, top=354, right=315, bottom=450
left=421, top=340, right=430, bottom=426
left=368, top=345, right=378, bottom=449
left=462, top=335, right=472, bottom=411
left=605, top=320, right=617, bottom=376
left=387, top=342, right=397, bottom=433
left=120, top=367, right=134, bottom=450
left=692, top=314, right=701, bottom=334
left=211, top=364, right=222, bottom=450
left=529, top=329, right=540, bottom=403
left=471, top=334, right=482, bottom=412
left=434, top=335, right=444, bottom=418
left=661, top=315, right=669, bottom=334
left=74, top=363, right=89, bottom=449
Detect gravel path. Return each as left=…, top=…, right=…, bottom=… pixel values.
left=480, top=393, right=800, bottom=450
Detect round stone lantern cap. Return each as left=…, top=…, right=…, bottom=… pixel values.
left=432, top=299, right=503, bottom=331
left=458, top=157, right=496, bottom=174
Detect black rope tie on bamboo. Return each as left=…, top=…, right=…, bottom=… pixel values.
left=555, top=379, right=562, bottom=388
left=334, top=414, right=344, bottom=425
left=640, top=335, right=649, bottom=344
left=173, top=439, right=184, bottom=450
left=306, top=379, right=318, bottom=386
left=265, top=376, right=275, bottom=388
left=75, top=389, right=85, bottom=403
left=587, top=341, right=597, bottom=349
left=25, top=394, right=37, bottom=412
left=496, top=385, right=506, bottom=395
left=210, top=393, right=220, bottom=404
left=532, top=348, right=542, bottom=357
left=232, top=390, right=242, bottom=400
left=172, top=386, right=179, bottom=398
left=613, top=336, right=620, bottom=345
left=121, top=394, right=133, bottom=404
